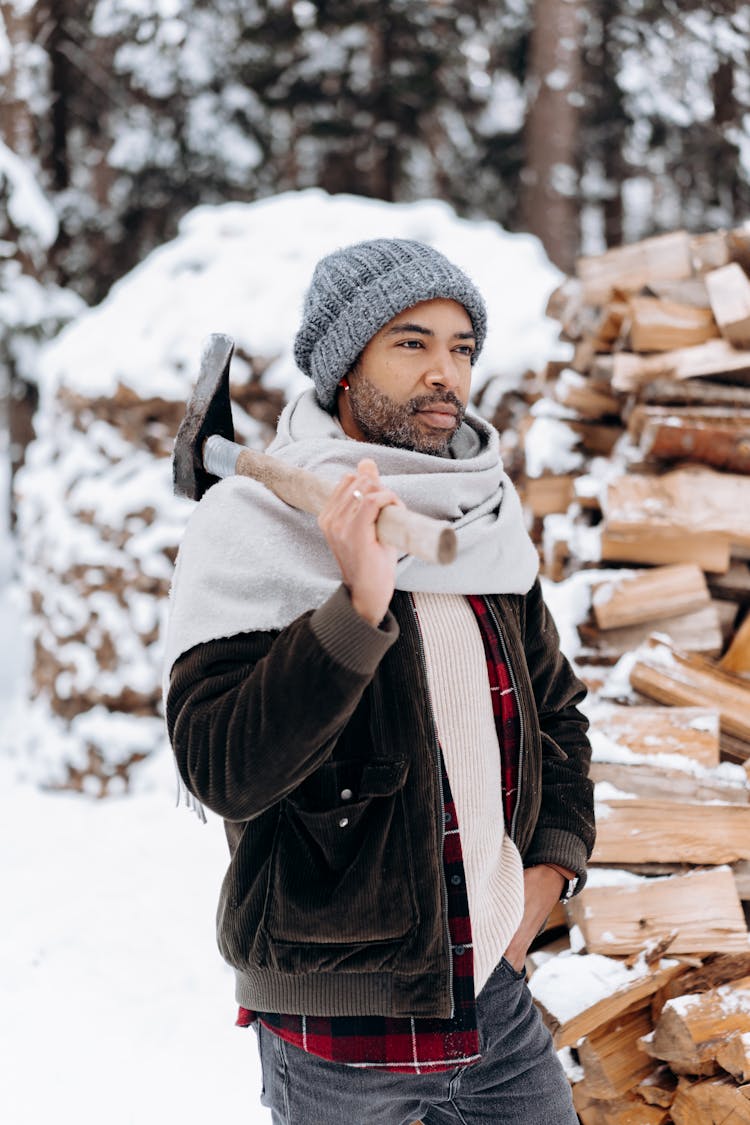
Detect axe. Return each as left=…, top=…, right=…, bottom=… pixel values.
left=172, top=334, right=457, bottom=565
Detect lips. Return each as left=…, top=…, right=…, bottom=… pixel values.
left=417, top=407, right=458, bottom=429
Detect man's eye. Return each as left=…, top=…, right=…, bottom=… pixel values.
left=455, top=345, right=475, bottom=357
left=399, top=339, right=423, bottom=348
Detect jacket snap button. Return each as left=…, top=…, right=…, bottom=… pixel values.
left=338, top=817, right=349, bottom=828
left=454, top=945, right=466, bottom=956
left=340, top=788, right=353, bottom=801
left=451, top=874, right=462, bottom=886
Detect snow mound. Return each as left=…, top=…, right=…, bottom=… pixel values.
left=39, top=188, right=562, bottom=404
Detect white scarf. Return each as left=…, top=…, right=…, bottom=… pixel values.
left=163, top=389, right=538, bottom=683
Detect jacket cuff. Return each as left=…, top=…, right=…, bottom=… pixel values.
left=310, top=584, right=399, bottom=676
left=524, top=829, right=590, bottom=895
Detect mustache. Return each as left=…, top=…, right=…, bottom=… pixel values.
left=406, top=392, right=465, bottom=417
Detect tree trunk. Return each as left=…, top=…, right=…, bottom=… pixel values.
left=0, top=1, right=36, bottom=158
left=522, top=0, right=583, bottom=272
left=599, top=1, right=626, bottom=247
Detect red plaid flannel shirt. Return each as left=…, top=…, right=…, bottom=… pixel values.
left=236, top=594, right=521, bottom=1072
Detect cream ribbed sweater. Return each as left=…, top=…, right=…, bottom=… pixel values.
left=412, top=592, right=525, bottom=995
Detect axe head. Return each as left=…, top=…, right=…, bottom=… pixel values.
left=173, top=333, right=235, bottom=500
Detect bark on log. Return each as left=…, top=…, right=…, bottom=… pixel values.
left=639, top=418, right=750, bottom=474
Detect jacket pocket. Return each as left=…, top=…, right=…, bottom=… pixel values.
left=262, top=758, right=418, bottom=951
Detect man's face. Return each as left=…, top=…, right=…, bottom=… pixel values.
left=339, top=298, right=475, bottom=455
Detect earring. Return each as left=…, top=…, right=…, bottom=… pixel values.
left=340, top=376, right=350, bottom=391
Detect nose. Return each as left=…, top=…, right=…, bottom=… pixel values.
left=425, top=348, right=461, bottom=391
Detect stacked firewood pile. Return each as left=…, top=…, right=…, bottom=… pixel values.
left=517, top=225, right=750, bottom=760
left=516, top=228, right=750, bottom=1123
left=16, top=363, right=284, bottom=795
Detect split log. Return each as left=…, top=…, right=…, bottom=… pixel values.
left=629, top=637, right=750, bottom=746
left=573, top=1082, right=671, bottom=1124
left=641, top=975, right=750, bottom=1076
left=578, top=605, right=723, bottom=661
left=567, top=868, right=749, bottom=956
left=591, top=798, right=750, bottom=865
left=521, top=474, right=576, bottom=517
left=627, top=404, right=750, bottom=443
left=628, top=295, right=718, bottom=352
left=595, top=300, right=630, bottom=347
left=600, top=526, right=731, bottom=573
left=639, top=417, right=750, bottom=474
left=659, top=954, right=750, bottom=1002
left=577, top=1002, right=656, bottom=1098
left=530, top=955, right=687, bottom=1049
left=705, top=262, right=750, bottom=348
left=588, top=761, right=748, bottom=804
left=637, top=376, right=750, bottom=410
left=671, top=1076, right=750, bottom=1122
left=576, top=231, right=693, bottom=304
left=554, top=369, right=624, bottom=419
left=715, top=1030, right=750, bottom=1082
left=591, top=564, right=710, bottom=630
left=588, top=704, right=720, bottom=767
left=611, top=339, right=750, bottom=392
left=648, top=277, right=711, bottom=308
left=604, top=466, right=750, bottom=555
left=720, top=613, right=750, bottom=679
left=570, top=303, right=630, bottom=362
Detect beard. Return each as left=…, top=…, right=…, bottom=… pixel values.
left=346, top=374, right=466, bottom=454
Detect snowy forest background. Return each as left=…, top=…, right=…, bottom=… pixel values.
left=4, top=0, right=750, bottom=498
left=4, top=0, right=750, bottom=517
left=2, top=3, right=750, bottom=1122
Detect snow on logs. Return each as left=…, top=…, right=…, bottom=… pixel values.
left=16, top=332, right=283, bottom=796
left=519, top=226, right=750, bottom=1121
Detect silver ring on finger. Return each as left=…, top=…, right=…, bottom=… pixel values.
left=352, top=489, right=363, bottom=502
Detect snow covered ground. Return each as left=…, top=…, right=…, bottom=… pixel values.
left=1, top=310, right=268, bottom=1124
left=0, top=752, right=265, bottom=1123
left=0, top=552, right=266, bottom=1121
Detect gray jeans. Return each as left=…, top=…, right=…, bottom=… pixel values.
left=254, top=958, right=577, bottom=1125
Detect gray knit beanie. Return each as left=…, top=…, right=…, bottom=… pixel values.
left=294, top=238, right=488, bottom=410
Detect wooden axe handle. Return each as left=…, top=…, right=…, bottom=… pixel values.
left=205, top=437, right=457, bottom=565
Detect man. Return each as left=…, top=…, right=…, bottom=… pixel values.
left=165, top=238, right=595, bottom=1124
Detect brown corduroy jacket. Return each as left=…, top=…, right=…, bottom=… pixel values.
left=166, top=579, right=595, bottom=1019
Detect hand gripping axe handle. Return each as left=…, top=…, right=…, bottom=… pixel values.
left=172, top=334, right=457, bottom=565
